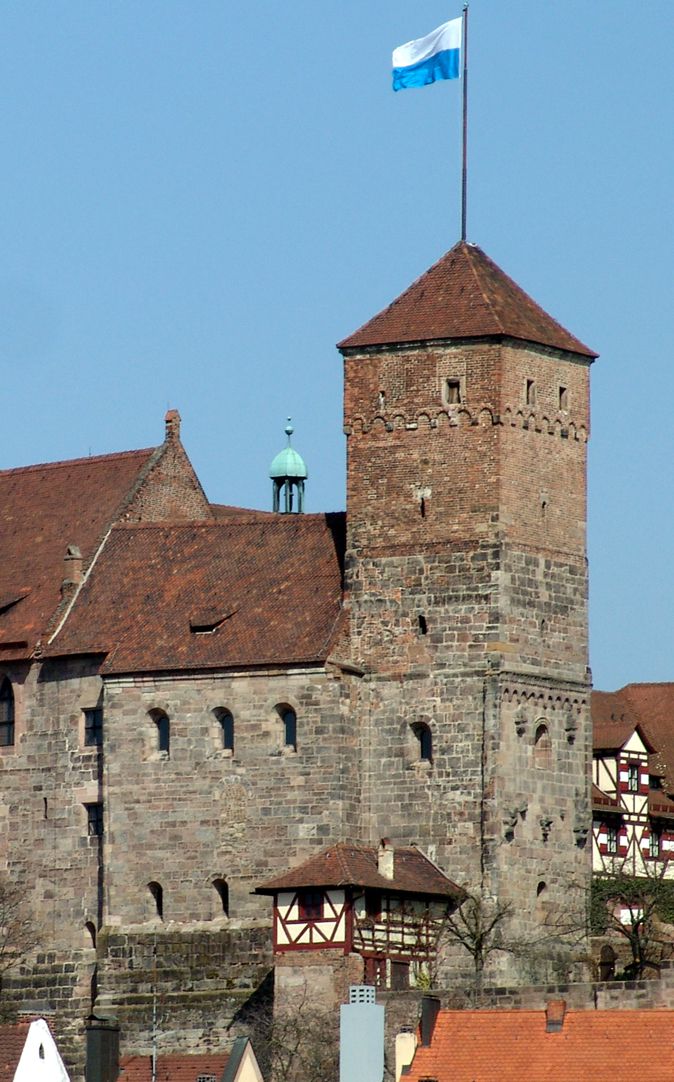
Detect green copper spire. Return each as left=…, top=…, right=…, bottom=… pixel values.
left=269, top=418, right=308, bottom=513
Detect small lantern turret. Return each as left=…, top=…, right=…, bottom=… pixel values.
left=269, top=418, right=308, bottom=514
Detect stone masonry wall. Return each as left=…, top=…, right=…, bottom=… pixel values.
left=342, top=336, right=592, bottom=978
left=102, top=667, right=357, bottom=925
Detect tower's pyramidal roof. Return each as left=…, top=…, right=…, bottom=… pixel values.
left=338, top=240, right=597, bottom=357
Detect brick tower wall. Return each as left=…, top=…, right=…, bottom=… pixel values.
left=342, top=337, right=592, bottom=981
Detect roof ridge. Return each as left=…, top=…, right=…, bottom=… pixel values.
left=465, top=243, right=504, bottom=331
left=0, top=446, right=156, bottom=476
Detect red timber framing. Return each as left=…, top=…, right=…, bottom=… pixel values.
left=593, top=726, right=674, bottom=876
left=273, top=889, right=350, bottom=953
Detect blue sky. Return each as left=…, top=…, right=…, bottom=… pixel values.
left=0, top=1, right=672, bottom=691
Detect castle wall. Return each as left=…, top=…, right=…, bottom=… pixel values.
left=342, top=336, right=593, bottom=977
left=102, top=667, right=356, bottom=925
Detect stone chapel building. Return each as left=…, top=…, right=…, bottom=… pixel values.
left=0, top=240, right=605, bottom=1073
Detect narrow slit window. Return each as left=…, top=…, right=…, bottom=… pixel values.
left=412, top=722, right=433, bottom=763
left=148, top=881, right=164, bottom=920
left=526, top=379, right=536, bottom=406
left=216, top=709, right=234, bottom=753
left=418, top=615, right=428, bottom=635
left=84, top=706, right=103, bottom=747
left=0, top=678, right=15, bottom=747
left=213, top=878, right=229, bottom=916
left=279, top=706, right=297, bottom=751
left=151, top=710, right=170, bottom=755
left=534, top=723, right=551, bottom=769
left=559, top=386, right=568, bottom=410
left=444, top=378, right=461, bottom=405
left=85, top=802, right=104, bottom=837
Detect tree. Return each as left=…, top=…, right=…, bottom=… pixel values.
left=439, top=891, right=512, bottom=992
left=590, top=865, right=674, bottom=979
left=0, top=875, right=38, bottom=981
left=438, top=883, right=591, bottom=991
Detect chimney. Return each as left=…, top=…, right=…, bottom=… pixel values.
left=61, top=544, right=83, bottom=599
left=85, top=1018, right=120, bottom=1082
left=395, top=1027, right=417, bottom=1082
left=420, top=996, right=441, bottom=1048
left=545, top=999, right=567, bottom=1033
left=164, top=409, right=181, bottom=441
left=378, top=838, right=394, bottom=880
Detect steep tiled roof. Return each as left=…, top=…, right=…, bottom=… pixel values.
left=48, top=513, right=345, bottom=673
left=591, top=783, right=621, bottom=812
left=338, top=241, right=597, bottom=357
left=0, top=448, right=156, bottom=660
left=255, top=842, right=463, bottom=899
left=0, top=1020, right=29, bottom=1081
left=593, top=685, right=674, bottom=788
left=404, top=1007, right=674, bottom=1081
left=119, top=1052, right=231, bottom=1081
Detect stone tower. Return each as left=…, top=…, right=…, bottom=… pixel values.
left=338, top=241, right=597, bottom=977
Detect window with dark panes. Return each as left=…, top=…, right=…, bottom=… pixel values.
left=85, top=802, right=103, bottom=837
left=84, top=707, right=103, bottom=747
left=0, top=678, right=15, bottom=747
left=298, top=890, right=323, bottom=921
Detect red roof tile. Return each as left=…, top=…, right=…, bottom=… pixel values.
left=593, top=685, right=674, bottom=788
left=338, top=241, right=597, bottom=357
left=0, top=1020, right=30, bottom=1081
left=404, top=1007, right=674, bottom=1081
left=255, top=842, right=463, bottom=899
left=119, top=1052, right=230, bottom=1081
left=591, top=783, right=621, bottom=812
left=47, top=513, right=345, bottom=673
left=0, top=448, right=157, bottom=660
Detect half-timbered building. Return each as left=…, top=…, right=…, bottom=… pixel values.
left=255, top=841, right=464, bottom=990
left=592, top=686, right=674, bottom=876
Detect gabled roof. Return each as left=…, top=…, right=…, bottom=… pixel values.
left=119, top=1038, right=261, bottom=1082
left=119, top=1052, right=231, bottom=1081
left=591, top=783, right=621, bottom=813
left=0, top=448, right=156, bottom=660
left=403, top=1006, right=674, bottom=1082
left=0, top=1021, right=28, bottom=1081
left=47, top=513, right=345, bottom=673
left=0, top=1017, right=70, bottom=1082
left=255, top=842, right=463, bottom=900
left=593, top=685, right=674, bottom=787
left=338, top=241, right=597, bottom=357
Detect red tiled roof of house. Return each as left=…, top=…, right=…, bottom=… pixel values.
left=591, top=783, right=621, bottom=812
left=0, top=448, right=157, bottom=660
left=210, top=503, right=274, bottom=521
left=403, top=1007, right=674, bottom=1081
left=338, top=241, right=597, bottom=357
left=255, top=842, right=463, bottom=899
left=593, top=685, right=674, bottom=788
left=47, top=513, right=345, bottom=673
left=0, top=1020, right=30, bottom=1082
left=119, top=1052, right=230, bottom=1081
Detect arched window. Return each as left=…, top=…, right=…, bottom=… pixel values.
left=0, top=678, right=15, bottom=747
left=278, top=705, right=297, bottom=751
left=534, top=723, right=551, bottom=769
left=85, top=921, right=97, bottom=948
left=150, top=710, right=170, bottom=756
left=213, top=878, right=229, bottom=916
left=215, top=709, right=234, bottom=753
left=148, top=881, right=164, bottom=920
left=412, top=722, right=433, bottom=763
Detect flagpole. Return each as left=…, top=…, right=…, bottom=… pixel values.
left=461, top=2, right=469, bottom=241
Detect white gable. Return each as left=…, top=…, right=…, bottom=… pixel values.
left=623, top=729, right=648, bottom=756
left=13, top=1018, right=70, bottom=1082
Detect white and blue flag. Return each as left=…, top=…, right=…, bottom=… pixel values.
left=392, top=17, right=462, bottom=92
